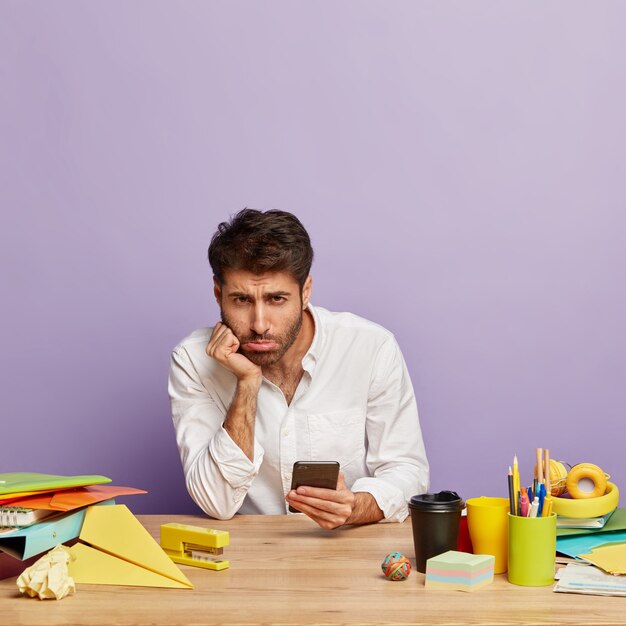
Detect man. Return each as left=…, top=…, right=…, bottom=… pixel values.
left=168, top=209, right=429, bottom=529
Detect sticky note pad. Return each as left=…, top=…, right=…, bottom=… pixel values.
left=425, top=551, right=495, bottom=592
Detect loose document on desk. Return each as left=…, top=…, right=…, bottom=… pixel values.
left=555, top=563, right=626, bottom=596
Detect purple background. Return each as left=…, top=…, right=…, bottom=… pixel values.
left=1, top=2, right=625, bottom=514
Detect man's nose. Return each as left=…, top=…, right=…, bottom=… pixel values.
left=250, top=304, right=270, bottom=336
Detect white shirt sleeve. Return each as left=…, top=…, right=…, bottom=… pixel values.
left=168, top=346, right=264, bottom=520
left=350, top=336, right=429, bottom=523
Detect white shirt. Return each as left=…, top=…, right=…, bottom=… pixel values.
left=168, top=305, right=429, bottom=522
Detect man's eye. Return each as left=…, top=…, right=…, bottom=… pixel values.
left=271, top=296, right=286, bottom=303
left=234, top=297, right=249, bottom=304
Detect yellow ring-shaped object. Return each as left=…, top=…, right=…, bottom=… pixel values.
left=552, top=481, right=619, bottom=518
left=566, top=463, right=607, bottom=499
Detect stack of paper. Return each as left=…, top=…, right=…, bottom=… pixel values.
left=556, top=509, right=626, bottom=563
left=555, top=563, right=626, bottom=596
left=557, top=508, right=626, bottom=538
left=556, top=510, right=615, bottom=529
left=0, top=473, right=146, bottom=580
left=555, top=507, right=626, bottom=584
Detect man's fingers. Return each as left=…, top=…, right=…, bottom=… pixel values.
left=292, top=492, right=346, bottom=512
left=295, top=484, right=346, bottom=504
left=288, top=489, right=353, bottom=519
left=286, top=481, right=356, bottom=530
left=208, top=322, right=231, bottom=345
left=207, top=323, right=239, bottom=357
left=206, top=323, right=262, bottom=382
left=290, top=500, right=348, bottom=529
left=336, top=471, right=348, bottom=490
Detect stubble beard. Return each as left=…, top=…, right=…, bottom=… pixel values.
left=220, top=309, right=304, bottom=367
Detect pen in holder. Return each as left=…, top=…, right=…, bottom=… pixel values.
left=507, top=513, right=556, bottom=586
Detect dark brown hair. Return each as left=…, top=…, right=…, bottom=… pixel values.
left=208, top=209, right=314, bottom=288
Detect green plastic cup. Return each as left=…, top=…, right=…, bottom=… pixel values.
left=507, top=513, right=556, bottom=586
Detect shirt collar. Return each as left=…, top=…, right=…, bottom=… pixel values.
left=302, top=303, right=322, bottom=374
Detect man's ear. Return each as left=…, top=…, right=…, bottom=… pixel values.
left=213, top=277, right=222, bottom=305
left=301, top=275, right=312, bottom=309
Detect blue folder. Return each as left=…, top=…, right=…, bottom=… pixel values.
left=556, top=531, right=626, bottom=560
left=0, top=499, right=114, bottom=560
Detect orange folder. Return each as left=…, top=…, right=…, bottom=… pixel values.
left=0, top=491, right=63, bottom=505
left=2, top=485, right=147, bottom=511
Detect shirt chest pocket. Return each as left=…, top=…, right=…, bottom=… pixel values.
left=306, top=408, right=366, bottom=469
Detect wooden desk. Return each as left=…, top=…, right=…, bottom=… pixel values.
left=1, top=514, right=624, bottom=625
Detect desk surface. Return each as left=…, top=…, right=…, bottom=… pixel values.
left=1, top=514, right=624, bottom=625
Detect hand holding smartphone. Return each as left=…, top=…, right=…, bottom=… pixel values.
left=288, top=461, right=340, bottom=513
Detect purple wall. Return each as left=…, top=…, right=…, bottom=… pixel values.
left=2, top=2, right=625, bottom=514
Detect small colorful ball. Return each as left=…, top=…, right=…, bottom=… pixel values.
left=381, top=551, right=412, bottom=581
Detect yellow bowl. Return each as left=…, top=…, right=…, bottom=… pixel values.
left=551, top=482, right=619, bottom=518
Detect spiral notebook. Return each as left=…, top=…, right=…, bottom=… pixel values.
left=0, top=507, right=57, bottom=530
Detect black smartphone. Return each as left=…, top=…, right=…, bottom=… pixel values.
left=288, top=461, right=340, bottom=513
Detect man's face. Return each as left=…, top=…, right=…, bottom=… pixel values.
left=215, top=269, right=312, bottom=367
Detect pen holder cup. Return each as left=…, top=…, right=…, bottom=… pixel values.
left=466, top=497, right=509, bottom=574
left=507, top=513, right=556, bottom=586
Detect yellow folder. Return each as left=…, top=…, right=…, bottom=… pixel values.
left=580, top=543, right=626, bottom=575
left=68, top=505, right=193, bottom=589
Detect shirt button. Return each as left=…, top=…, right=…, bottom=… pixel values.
left=283, top=430, right=289, bottom=436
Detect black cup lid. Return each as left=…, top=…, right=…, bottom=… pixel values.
left=409, top=490, right=465, bottom=512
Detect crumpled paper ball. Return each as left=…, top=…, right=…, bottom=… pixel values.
left=17, top=545, right=76, bottom=600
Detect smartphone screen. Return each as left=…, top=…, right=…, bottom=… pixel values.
left=289, top=461, right=340, bottom=512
